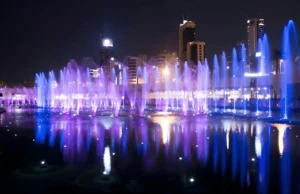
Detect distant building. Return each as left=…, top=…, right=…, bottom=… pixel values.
left=124, top=56, right=144, bottom=84
left=100, top=37, right=114, bottom=65
left=149, top=52, right=178, bottom=83
left=154, top=52, right=178, bottom=68
left=138, top=54, right=148, bottom=62
left=247, top=18, right=265, bottom=72
left=186, top=41, right=205, bottom=65
left=95, top=36, right=114, bottom=80
left=179, top=15, right=196, bottom=64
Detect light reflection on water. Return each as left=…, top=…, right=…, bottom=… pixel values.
left=0, top=109, right=299, bottom=193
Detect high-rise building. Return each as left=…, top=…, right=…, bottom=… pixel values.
left=179, top=15, right=196, bottom=63
left=154, top=52, right=178, bottom=68
left=186, top=41, right=205, bottom=65
left=150, top=52, right=178, bottom=83
left=247, top=18, right=264, bottom=71
left=138, top=54, right=148, bottom=62
left=100, top=37, right=114, bottom=65
left=124, top=56, right=144, bottom=84
left=99, top=36, right=114, bottom=80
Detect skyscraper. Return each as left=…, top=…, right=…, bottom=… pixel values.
left=186, top=41, right=205, bottom=65
left=100, top=37, right=114, bottom=65
left=179, top=15, right=196, bottom=64
left=247, top=18, right=264, bottom=72
left=155, top=52, right=178, bottom=67
left=99, top=36, right=114, bottom=81
left=124, top=56, right=144, bottom=84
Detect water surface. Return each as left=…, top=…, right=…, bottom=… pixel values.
left=0, top=108, right=300, bottom=194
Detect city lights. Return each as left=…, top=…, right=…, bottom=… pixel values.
left=244, top=72, right=263, bottom=77
left=102, top=38, right=113, bottom=47
left=255, top=52, right=262, bottom=57
left=163, top=67, right=170, bottom=75
left=1, top=8, right=300, bottom=194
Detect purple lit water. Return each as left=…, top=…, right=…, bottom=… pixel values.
left=1, top=109, right=300, bottom=193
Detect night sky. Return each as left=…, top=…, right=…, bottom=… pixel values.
left=0, top=0, right=299, bottom=82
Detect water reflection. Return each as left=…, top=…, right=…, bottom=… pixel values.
left=103, top=146, right=111, bottom=175
left=2, top=110, right=299, bottom=193
left=273, top=124, right=288, bottom=156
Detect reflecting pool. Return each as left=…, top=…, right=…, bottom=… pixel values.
left=1, top=108, right=300, bottom=193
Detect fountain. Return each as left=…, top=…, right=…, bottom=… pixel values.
left=280, top=20, right=299, bottom=120
left=213, top=55, right=220, bottom=112
left=221, top=52, right=228, bottom=112
left=0, top=20, right=298, bottom=122
left=232, top=48, right=238, bottom=113
left=240, top=44, right=247, bottom=115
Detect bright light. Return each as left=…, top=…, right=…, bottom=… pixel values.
left=41, top=160, right=45, bottom=165
left=102, top=38, right=113, bottom=47
left=244, top=72, right=263, bottom=77
left=247, top=20, right=250, bottom=23
left=190, top=178, right=194, bottom=182
left=273, top=124, right=287, bottom=156
left=251, top=158, right=255, bottom=162
left=227, top=66, right=230, bottom=69
left=255, top=138, right=262, bottom=157
left=12, top=94, right=26, bottom=101
left=163, top=67, right=170, bottom=76
left=103, top=146, right=111, bottom=175
left=110, top=57, right=114, bottom=61
left=265, top=94, right=271, bottom=99
left=181, top=20, right=188, bottom=26
left=179, top=157, right=182, bottom=160
left=256, top=52, right=262, bottom=57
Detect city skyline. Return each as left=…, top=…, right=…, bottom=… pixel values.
left=1, top=0, right=300, bottom=82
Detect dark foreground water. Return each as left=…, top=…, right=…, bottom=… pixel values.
left=1, top=108, right=300, bottom=194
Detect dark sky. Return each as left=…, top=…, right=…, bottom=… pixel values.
left=0, top=0, right=299, bottom=82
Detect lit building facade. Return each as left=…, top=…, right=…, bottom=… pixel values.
left=247, top=18, right=265, bottom=72
left=100, top=38, right=114, bottom=65
left=100, top=37, right=114, bottom=81
left=90, top=37, right=115, bottom=80
left=179, top=16, right=196, bottom=64
left=151, top=52, right=178, bottom=83
left=187, top=41, right=205, bottom=65
left=138, top=54, right=148, bottom=62
left=124, top=56, right=144, bottom=84
left=154, top=52, right=178, bottom=67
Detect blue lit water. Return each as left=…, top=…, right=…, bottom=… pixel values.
left=1, top=108, right=300, bottom=193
